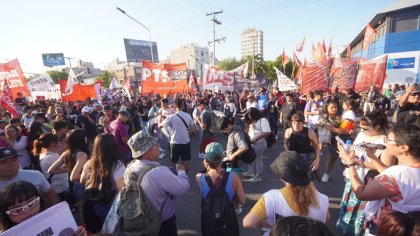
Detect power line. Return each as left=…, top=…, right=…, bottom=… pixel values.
left=206, top=10, right=225, bottom=66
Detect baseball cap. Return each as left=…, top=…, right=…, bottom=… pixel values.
left=119, top=110, right=130, bottom=117
left=93, top=102, right=101, bottom=107
left=205, top=142, right=224, bottom=164
left=82, top=106, right=92, bottom=113
left=0, top=147, right=20, bottom=162
left=270, top=151, right=310, bottom=186
left=127, top=130, right=158, bottom=158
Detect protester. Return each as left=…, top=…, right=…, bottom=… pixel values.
left=80, top=133, right=126, bottom=233
left=338, top=125, right=420, bottom=235
left=125, top=130, right=190, bottom=236
left=196, top=142, right=245, bottom=236
left=269, top=216, right=334, bottom=236
left=397, top=84, right=420, bottom=125
left=34, top=133, right=69, bottom=202
left=243, top=151, right=329, bottom=235
left=48, top=129, right=89, bottom=225
left=377, top=211, right=420, bottom=236
left=280, top=93, right=298, bottom=130
left=160, top=98, right=195, bottom=172
left=244, top=107, right=271, bottom=183
left=0, top=147, right=59, bottom=207
left=283, top=112, right=320, bottom=172
left=196, top=99, right=215, bottom=155
left=0, top=181, right=86, bottom=235
left=336, top=111, right=388, bottom=236
left=1, top=125, right=31, bottom=169
left=109, top=110, right=131, bottom=164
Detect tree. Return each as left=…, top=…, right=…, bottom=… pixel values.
left=216, top=57, right=243, bottom=71
left=46, top=70, right=68, bottom=84
left=96, top=71, right=114, bottom=89
left=240, top=54, right=268, bottom=79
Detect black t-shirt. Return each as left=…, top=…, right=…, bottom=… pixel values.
left=268, top=100, right=279, bottom=116
left=398, top=103, right=420, bottom=125
left=75, top=114, right=98, bottom=138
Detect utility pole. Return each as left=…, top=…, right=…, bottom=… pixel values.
left=206, top=10, right=225, bottom=67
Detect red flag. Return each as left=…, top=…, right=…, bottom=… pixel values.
left=0, top=80, right=19, bottom=118
left=317, top=41, right=325, bottom=61
left=355, top=55, right=388, bottom=92
left=327, top=38, right=332, bottom=58
left=362, top=24, right=377, bottom=50
left=346, top=45, right=352, bottom=58
left=125, top=78, right=131, bottom=91
left=295, top=37, right=306, bottom=52
left=188, top=71, right=196, bottom=92
left=281, top=49, right=289, bottom=69
left=293, top=37, right=306, bottom=66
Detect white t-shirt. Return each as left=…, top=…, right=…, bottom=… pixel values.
left=162, top=111, right=194, bottom=144
left=342, top=110, right=356, bottom=121
left=246, top=101, right=258, bottom=110
left=40, top=151, right=69, bottom=194
left=13, top=136, right=31, bottom=169
left=0, top=169, right=51, bottom=193
left=82, top=160, right=126, bottom=189
left=249, top=118, right=271, bottom=142
left=262, top=189, right=329, bottom=236
left=344, top=132, right=386, bottom=179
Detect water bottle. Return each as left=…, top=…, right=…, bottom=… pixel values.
left=342, top=140, right=352, bottom=164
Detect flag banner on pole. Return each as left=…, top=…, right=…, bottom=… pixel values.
left=281, top=50, right=289, bottom=69
left=293, top=37, right=306, bottom=66
left=0, top=80, right=19, bottom=118
left=202, top=62, right=249, bottom=92
left=327, top=37, right=333, bottom=58
left=274, top=67, right=299, bottom=91
left=109, top=77, right=121, bottom=90
left=64, top=68, right=79, bottom=95
left=141, top=61, right=188, bottom=95
left=188, top=71, right=197, bottom=92
left=362, top=24, right=377, bottom=51
left=59, top=79, right=97, bottom=102
left=329, top=58, right=358, bottom=91
left=0, top=59, right=31, bottom=99
left=355, top=55, right=388, bottom=92
left=299, top=59, right=333, bottom=94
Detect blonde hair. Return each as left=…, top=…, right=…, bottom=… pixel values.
left=288, top=183, right=319, bottom=216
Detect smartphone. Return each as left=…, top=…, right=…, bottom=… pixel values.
left=335, top=136, right=345, bottom=146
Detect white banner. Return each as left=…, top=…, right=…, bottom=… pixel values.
left=202, top=62, right=248, bottom=91
left=1, top=202, right=77, bottom=236
left=274, top=67, right=299, bottom=91
left=27, top=75, right=55, bottom=92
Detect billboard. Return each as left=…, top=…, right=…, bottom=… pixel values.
left=42, top=53, right=65, bottom=67
left=124, top=38, right=159, bottom=63
left=387, top=57, right=415, bottom=69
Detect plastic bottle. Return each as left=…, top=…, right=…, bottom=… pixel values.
left=342, top=140, right=352, bottom=164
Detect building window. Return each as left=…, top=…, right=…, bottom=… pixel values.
left=391, top=17, right=419, bottom=33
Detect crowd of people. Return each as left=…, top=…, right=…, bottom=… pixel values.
left=0, top=83, right=419, bottom=235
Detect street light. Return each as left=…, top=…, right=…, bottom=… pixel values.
left=116, top=7, right=154, bottom=62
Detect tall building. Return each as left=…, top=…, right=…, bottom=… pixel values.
left=345, top=0, right=420, bottom=86
left=241, top=28, right=263, bottom=59
left=170, top=43, right=209, bottom=77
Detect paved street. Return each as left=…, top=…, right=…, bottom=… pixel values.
left=158, top=126, right=345, bottom=236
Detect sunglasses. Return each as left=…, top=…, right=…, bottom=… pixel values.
left=360, top=126, right=373, bottom=132
left=385, top=136, right=397, bottom=144
left=6, top=197, right=40, bottom=216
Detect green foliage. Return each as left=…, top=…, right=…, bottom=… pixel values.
left=46, top=70, right=68, bottom=84
left=96, top=71, right=115, bottom=89
left=217, top=57, right=242, bottom=71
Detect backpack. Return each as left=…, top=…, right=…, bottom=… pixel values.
left=208, top=110, right=225, bottom=134
left=201, top=173, right=239, bottom=236
left=118, top=165, right=163, bottom=236
left=232, top=130, right=256, bottom=164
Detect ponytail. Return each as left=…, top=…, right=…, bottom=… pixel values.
left=32, top=133, right=59, bottom=156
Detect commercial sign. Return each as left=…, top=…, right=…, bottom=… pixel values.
left=387, top=57, right=415, bottom=69
left=124, top=38, right=159, bottom=63
left=42, top=53, right=65, bottom=67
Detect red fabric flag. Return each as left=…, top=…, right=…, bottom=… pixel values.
left=281, top=49, right=289, bottom=69
left=355, top=55, right=387, bottom=92
left=59, top=79, right=97, bottom=102
left=188, top=71, right=196, bottom=92
left=327, top=38, right=332, bottom=58
left=293, top=37, right=306, bottom=66
left=0, top=80, right=19, bottom=118
left=317, top=41, right=326, bottom=61
left=362, top=24, right=377, bottom=50
left=295, top=37, right=306, bottom=52
left=299, top=59, right=333, bottom=94
left=329, top=58, right=358, bottom=91
left=0, top=59, right=31, bottom=99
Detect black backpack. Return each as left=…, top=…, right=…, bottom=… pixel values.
left=232, top=130, right=256, bottom=164
left=201, top=172, right=239, bottom=236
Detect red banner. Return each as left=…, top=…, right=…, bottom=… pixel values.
left=0, top=59, right=31, bottom=99
left=141, top=61, right=188, bottom=95
left=299, top=59, right=333, bottom=94
left=0, top=80, right=19, bottom=118
left=354, top=55, right=388, bottom=92
left=59, top=80, right=97, bottom=102
left=329, top=58, right=359, bottom=91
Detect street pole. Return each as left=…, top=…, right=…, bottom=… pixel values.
left=116, top=7, right=154, bottom=62
left=206, top=10, right=224, bottom=67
